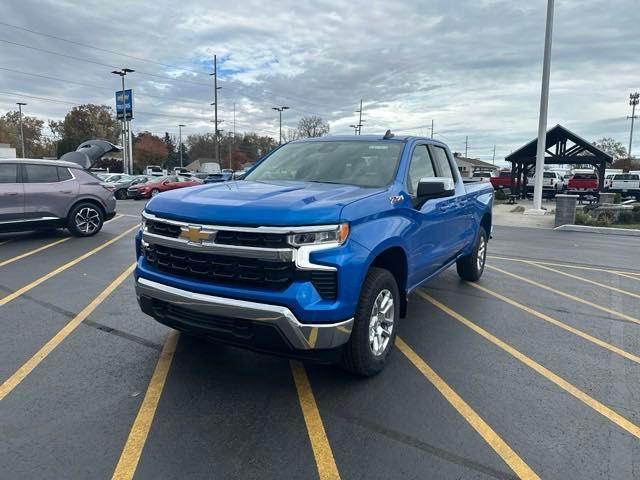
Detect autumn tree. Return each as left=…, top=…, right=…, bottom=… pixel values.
left=133, top=132, right=168, bottom=172
left=50, top=104, right=120, bottom=156
left=0, top=110, right=54, bottom=158
left=592, top=137, right=627, bottom=160
left=297, top=116, right=330, bottom=138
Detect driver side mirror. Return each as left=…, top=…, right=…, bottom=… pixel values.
left=417, top=177, right=456, bottom=200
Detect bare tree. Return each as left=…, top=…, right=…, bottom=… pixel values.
left=297, top=116, right=330, bottom=138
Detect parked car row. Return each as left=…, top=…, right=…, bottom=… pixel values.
left=126, top=175, right=202, bottom=199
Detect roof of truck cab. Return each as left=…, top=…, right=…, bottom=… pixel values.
left=289, top=134, right=448, bottom=147
left=0, top=158, right=82, bottom=168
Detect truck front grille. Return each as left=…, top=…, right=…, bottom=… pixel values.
left=146, top=219, right=181, bottom=238
left=214, top=230, right=289, bottom=248
left=145, top=244, right=295, bottom=290
left=144, top=244, right=338, bottom=299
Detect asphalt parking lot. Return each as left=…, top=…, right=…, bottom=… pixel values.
left=1, top=201, right=639, bottom=480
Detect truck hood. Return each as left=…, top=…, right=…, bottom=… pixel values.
left=145, top=180, right=384, bottom=226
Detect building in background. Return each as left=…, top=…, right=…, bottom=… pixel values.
left=453, top=152, right=499, bottom=177
left=0, top=143, right=17, bottom=158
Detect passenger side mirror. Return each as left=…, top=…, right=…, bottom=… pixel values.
left=417, top=177, right=455, bottom=200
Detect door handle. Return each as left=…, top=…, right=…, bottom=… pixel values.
left=59, top=190, right=72, bottom=194
left=3, top=192, right=19, bottom=196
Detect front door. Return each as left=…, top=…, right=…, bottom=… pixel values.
left=0, top=163, right=24, bottom=223
left=404, top=143, right=463, bottom=287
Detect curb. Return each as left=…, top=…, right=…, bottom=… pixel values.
left=554, top=224, right=640, bottom=236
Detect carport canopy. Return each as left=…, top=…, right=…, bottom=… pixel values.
left=505, top=124, right=613, bottom=197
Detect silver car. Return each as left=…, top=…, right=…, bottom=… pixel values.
left=0, top=158, right=116, bottom=237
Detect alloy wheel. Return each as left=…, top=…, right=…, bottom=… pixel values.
left=368, top=289, right=394, bottom=356
left=74, top=207, right=101, bottom=234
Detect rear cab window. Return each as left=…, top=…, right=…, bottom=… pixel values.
left=429, top=145, right=455, bottom=180
left=0, top=163, right=18, bottom=183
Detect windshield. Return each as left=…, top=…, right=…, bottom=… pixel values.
left=244, top=140, right=404, bottom=187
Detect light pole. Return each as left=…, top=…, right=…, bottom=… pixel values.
left=349, top=124, right=359, bottom=135
left=16, top=102, right=27, bottom=158
left=111, top=68, right=134, bottom=174
left=178, top=124, right=186, bottom=168
left=210, top=55, right=223, bottom=163
left=628, top=92, right=639, bottom=168
left=272, top=106, right=289, bottom=145
left=528, top=0, right=554, bottom=215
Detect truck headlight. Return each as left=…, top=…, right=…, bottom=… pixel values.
left=288, top=224, right=349, bottom=247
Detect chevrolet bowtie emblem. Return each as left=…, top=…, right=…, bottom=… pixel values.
left=179, top=226, right=213, bottom=244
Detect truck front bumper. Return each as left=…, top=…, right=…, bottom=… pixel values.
left=136, top=277, right=353, bottom=357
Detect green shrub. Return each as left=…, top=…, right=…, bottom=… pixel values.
left=613, top=193, right=621, bottom=204
left=494, top=189, right=507, bottom=201
left=633, top=209, right=640, bottom=223
left=596, top=211, right=614, bottom=227
left=633, top=205, right=640, bottom=213
left=574, top=212, right=590, bottom=225
left=617, top=211, right=634, bottom=224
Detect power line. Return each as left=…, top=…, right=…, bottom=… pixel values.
left=0, top=20, right=210, bottom=76
left=0, top=66, right=211, bottom=106
left=0, top=38, right=211, bottom=87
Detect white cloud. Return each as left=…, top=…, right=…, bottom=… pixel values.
left=0, top=0, right=637, bottom=160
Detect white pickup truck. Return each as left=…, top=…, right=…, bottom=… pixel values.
left=526, top=171, right=565, bottom=194
left=605, top=173, right=640, bottom=198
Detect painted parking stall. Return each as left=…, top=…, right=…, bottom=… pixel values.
left=1, top=209, right=640, bottom=478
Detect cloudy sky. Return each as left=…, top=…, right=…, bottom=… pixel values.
left=0, top=0, right=638, bottom=162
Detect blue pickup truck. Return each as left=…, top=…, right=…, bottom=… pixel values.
left=134, top=134, right=493, bottom=375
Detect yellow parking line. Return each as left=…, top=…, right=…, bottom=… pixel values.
left=105, top=213, right=124, bottom=223
left=466, top=282, right=640, bottom=365
left=415, top=290, right=640, bottom=439
left=396, top=337, right=540, bottom=480
left=523, top=261, right=640, bottom=300
left=0, top=237, right=71, bottom=268
left=290, top=360, right=340, bottom=480
left=112, top=331, right=179, bottom=480
left=487, top=265, right=640, bottom=326
left=0, top=263, right=136, bottom=401
left=488, top=255, right=640, bottom=280
left=0, top=225, right=138, bottom=307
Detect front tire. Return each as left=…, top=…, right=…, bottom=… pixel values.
left=150, top=189, right=160, bottom=197
left=456, top=227, right=487, bottom=282
left=341, top=267, right=399, bottom=377
left=115, top=189, right=127, bottom=200
left=67, top=203, right=104, bottom=237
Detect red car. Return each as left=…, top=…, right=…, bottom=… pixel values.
left=490, top=170, right=514, bottom=190
left=127, top=175, right=202, bottom=199
left=567, top=172, right=599, bottom=193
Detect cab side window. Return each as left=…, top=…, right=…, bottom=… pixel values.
left=430, top=146, right=455, bottom=180
left=0, top=163, right=18, bottom=183
left=407, top=145, right=436, bottom=196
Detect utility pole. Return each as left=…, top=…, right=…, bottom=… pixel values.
left=16, top=102, right=26, bottom=158
left=228, top=131, right=233, bottom=170
left=529, top=0, right=554, bottom=214
left=272, top=106, right=289, bottom=145
left=628, top=92, right=639, bottom=169
left=210, top=55, right=222, bottom=163
left=178, top=124, right=186, bottom=167
left=111, top=68, right=134, bottom=174
left=233, top=103, right=236, bottom=138
left=430, top=119, right=434, bottom=139
left=349, top=124, right=359, bottom=135
left=464, top=136, right=469, bottom=158
left=355, top=99, right=364, bottom=134
left=492, top=145, right=496, bottom=165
